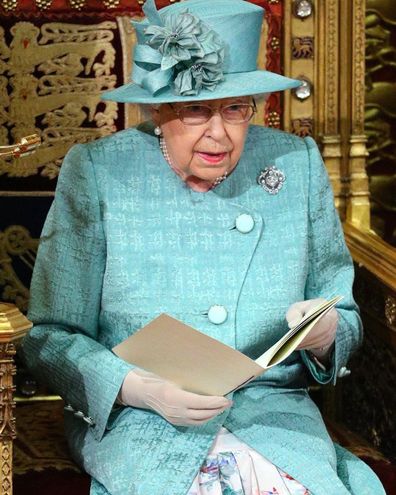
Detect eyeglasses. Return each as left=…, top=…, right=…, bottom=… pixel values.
left=169, top=99, right=257, bottom=126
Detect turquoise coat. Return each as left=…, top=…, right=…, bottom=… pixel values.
left=22, top=125, right=385, bottom=495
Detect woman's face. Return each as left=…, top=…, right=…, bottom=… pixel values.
left=152, top=97, right=252, bottom=189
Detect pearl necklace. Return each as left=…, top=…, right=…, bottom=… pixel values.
left=159, top=136, right=172, bottom=165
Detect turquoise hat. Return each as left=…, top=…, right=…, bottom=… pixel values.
left=102, top=0, right=301, bottom=104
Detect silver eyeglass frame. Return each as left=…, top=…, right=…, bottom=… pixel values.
left=168, top=98, right=257, bottom=126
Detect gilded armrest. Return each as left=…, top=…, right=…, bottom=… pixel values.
left=344, top=222, right=396, bottom=349
left=0, top=304, right=32, bottom=495
left=344, top=222, right=396, bottom=294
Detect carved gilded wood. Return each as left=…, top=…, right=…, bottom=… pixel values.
left=317, top=1, right=343, bottom=209
left=365, top=0, right=396, bottom=246
left=0, top=304, right=32, bottom=495
left=0, top=21, right=119, bottom=180
left=0, top=343, right=16, bottom=495
left=120, top=16, right=143, bottom=127
left=283, top=0, right=370, bottom=226
left=347, top=0, right=371, bottom=229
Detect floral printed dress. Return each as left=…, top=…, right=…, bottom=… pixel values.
left=188, top=428, right=310, bottom=495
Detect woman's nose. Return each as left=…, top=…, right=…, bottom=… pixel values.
left=205, top=113, right=227, bottom=140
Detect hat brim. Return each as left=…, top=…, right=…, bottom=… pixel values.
left=101, top=70, right=301, bottom=104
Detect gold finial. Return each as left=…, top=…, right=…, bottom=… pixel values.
left=0, top=303, right=32, bottom=343
left=0, top=134, right=41, bottom=159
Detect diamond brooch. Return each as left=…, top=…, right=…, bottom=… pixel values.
left=257, top=166, right=285, bottom=194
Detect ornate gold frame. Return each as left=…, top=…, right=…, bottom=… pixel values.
left=283, top=0, right=395, bottom=330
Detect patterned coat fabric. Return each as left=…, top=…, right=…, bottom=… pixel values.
left=21, top=125, right=385, bottom=495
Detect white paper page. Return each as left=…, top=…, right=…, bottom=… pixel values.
left=254, top=296, right=342, bottom=369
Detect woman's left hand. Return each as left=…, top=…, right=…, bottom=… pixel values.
left=285, top=298, right=338, bottom=359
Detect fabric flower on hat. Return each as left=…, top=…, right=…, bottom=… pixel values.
left=174, top=51, right=224, bottom=96
left=144, top=8, right=225, bottom=96
left=145, top=12, right=205, bottom=70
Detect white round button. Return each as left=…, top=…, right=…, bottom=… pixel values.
left=235, top=214, right=255, bottom=234
left=207, top=305, right=228, bottom=325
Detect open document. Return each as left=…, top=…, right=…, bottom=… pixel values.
left=113, top=296, right=342, bottom=396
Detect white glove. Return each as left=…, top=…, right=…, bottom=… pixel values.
left=118, top=369, right=232, bottom=426
left=285, top=298, right=338, bottom=359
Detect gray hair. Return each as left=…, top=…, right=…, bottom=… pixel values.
left=138, top=104, right=159, bottom=122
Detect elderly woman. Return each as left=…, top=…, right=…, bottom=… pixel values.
left=22, top=1, right=385, bottom=494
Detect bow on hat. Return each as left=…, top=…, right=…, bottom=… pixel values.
left=132, top=0, right=225, bottom=96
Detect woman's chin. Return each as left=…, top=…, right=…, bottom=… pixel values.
left=183, top=162, right=235, bottom=190
left=191, top=165, right=230, bottom=182
left=186, top=174, right=213, bottom=185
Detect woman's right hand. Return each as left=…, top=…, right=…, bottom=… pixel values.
left=118, top=369, right=233, bottom=426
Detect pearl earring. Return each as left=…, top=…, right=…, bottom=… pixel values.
left=154, top=126, right=162, bottom=136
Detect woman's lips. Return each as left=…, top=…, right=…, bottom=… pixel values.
left=196, top=151, right=227, bottom=164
